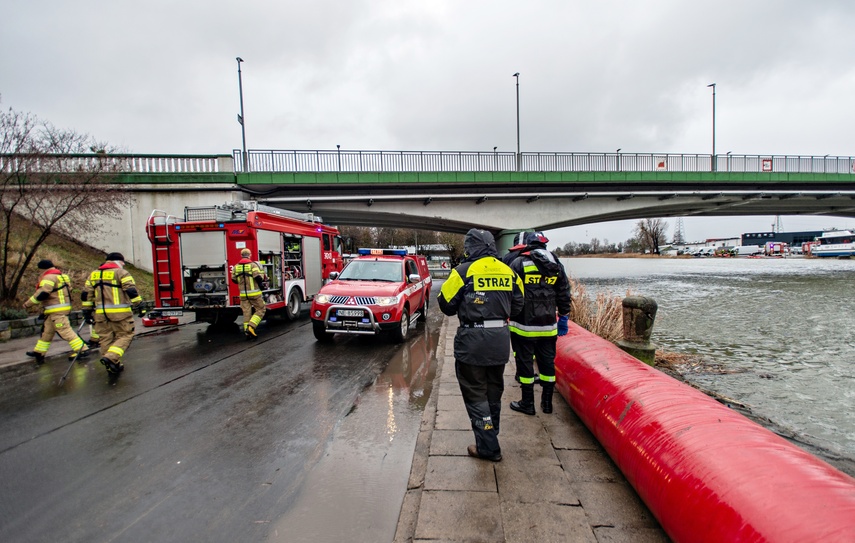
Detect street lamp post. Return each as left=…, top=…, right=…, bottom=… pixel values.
left=493, top=146, right=498, bottom=170
left=337, top=144, right=341, bottom=172
left=726, top=151, right=732, bottom=172
left=707, top=82, right=716, bottom=171
left=513, top=72, right=520, bottom=172
left=236, top=57, right=248, bottom=172
left=616, top=148, right=621, bottom=171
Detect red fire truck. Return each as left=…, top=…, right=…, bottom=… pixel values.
left=145, top=201, right=343, bottom=325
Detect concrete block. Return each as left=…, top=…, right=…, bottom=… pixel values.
left=592, top=526, right=670, bottom=543
left=543, top=412, right=600, bottom=450
left=434, top=407, right=471, bottom=431
left=555, top=449, right=622, bottom=483
left=414, top=490, right=503, bottom=542
left=496, top=432, right=561, bottom=466
left=496, top=462, right=580, bottom=505
left=572, top=482, right=659, bottom=529
left=501, top=502, right=596, bottom=543
left=429, top=429, right=472, bottom=456
left=423, top=456, right=497, bottom=492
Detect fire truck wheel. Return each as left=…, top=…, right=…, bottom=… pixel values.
left=417, top=295, right=429, bottom=322
left=312, top=320, right=333, bottom=343
left=391, top=308, right=410, bottom=343
left=285, top=289, right=302, bottom=321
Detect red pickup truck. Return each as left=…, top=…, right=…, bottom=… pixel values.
left=310, top=248, right=432, bottom=343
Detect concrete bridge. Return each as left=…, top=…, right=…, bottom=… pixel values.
left=9, top=150, right=855, bottom=270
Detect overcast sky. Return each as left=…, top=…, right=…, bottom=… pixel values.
left=3, top=0, right=855, bottom=246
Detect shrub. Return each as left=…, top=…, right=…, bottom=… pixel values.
left=0, top=306, right=29, bottom=321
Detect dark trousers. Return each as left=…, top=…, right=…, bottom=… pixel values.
left=455, top=360, right=505, bottom=457
left=512, top=334, right=557, bottom=382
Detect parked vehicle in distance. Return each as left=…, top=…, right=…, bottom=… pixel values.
left=733, top=245, right=763, bottom=256
left=694, top=247, right=715, bottom=257
left=310, top=248, right=432, bottom=343
left=809, top=230, right=855, bottom=258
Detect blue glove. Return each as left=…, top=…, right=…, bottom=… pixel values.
left=557, top=315, right=569, bottom=336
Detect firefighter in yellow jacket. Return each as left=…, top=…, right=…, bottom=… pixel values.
left=23, top=259, right=90, bottom=365
left=81, top=252, right=142, bottom=375
left=231, top=248, right=267, bottom=338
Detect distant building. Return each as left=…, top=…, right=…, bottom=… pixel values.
left=741, top=231, right=823, bottom=247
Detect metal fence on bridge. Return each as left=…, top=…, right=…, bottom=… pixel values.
left=234, top=149, right=855, bottom=175
left=4, top=151, right=854, bottom=175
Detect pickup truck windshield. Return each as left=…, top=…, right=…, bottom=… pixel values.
left=339, top=260, right=403, bottom=282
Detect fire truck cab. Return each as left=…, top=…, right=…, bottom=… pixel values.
left=146, top=201, right=343, bottom=325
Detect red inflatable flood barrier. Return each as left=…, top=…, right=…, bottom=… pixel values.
left=554, top=323, right=855, bottom=543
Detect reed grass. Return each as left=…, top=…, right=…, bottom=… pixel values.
left=568, top=277, right=630, bottom=343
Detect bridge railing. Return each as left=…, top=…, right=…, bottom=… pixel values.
left=4, top=151, right=853, bottom=175
left=234, top=149, right=855, bottom=174
left=1, top=154, right=233, bottom=174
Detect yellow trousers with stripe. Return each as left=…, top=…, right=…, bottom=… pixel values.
left=94, top=315, right=135, bottom=364
left=33, top=314, right=88, bottom=354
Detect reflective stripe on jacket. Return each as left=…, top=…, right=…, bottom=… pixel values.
left=232, top=259, right=265, bottom=298
left=25, top=270, right=72, bottom=315
left=438, top=255, right=524, bottom=366
left=82, top=264, right=142, bottom=318
left=508, top=247, right=572, bottom=338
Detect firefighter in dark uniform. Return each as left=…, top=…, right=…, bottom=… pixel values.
left=231, top=248, right=267, bottom=339
left=24, top=259, right=90, bottom=364
left=438, top=229, right=524, bottom=462
left=81, top=252, right=143, bottom=375
left=507, top=232, right=572, bottom=415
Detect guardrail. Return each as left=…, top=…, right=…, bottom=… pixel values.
left=1, top=154, right=233, bottom=173
left=235, top=149, right=855, bottom=174
left=4, top=151, right=854, bottom=175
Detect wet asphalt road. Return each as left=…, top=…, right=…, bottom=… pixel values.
left=0, top=286, right=443, bottom=543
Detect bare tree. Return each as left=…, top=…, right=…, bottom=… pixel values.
left=633, top=218, right=669, bottom=254
left=1, top=104, right=132, bottom=304
left=437, top=232, right=465, bottom=266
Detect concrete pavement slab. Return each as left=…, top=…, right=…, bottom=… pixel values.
left=501, top=502, right=597, bottom=543
left=414, top=490, right=504, bottom=542
left=424, top=456, right=498, bottom=492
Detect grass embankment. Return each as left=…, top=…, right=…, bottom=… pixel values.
left=2, top=217, right=153, bottom=315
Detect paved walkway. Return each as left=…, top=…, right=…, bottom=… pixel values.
left=1, top=316, right=670, bottom=542
left=395, top=318, right=669, bottom=543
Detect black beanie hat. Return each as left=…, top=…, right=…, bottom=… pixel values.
left=37, top=259, right=54, bottom=270
left=105, top=252, right=125, bottom=262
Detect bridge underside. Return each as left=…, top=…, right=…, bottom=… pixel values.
left=255, top=185, right=855, bottom=236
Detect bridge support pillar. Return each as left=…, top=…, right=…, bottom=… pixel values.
left=496, top=230, right=524, bottom=259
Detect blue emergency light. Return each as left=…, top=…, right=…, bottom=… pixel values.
left=357, top=248, right=408, bottom=256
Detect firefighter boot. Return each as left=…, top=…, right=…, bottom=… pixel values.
left=510, top=384, right=536, bottom=416
left=100, top=357, right=124, bottom=375
left=541, top=382, right=555, bottom=414
left=26, top=351, right=46, bottom=365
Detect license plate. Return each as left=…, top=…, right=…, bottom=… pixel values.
left=337, top=309, right=364, bottom=317
left=159, top=310, right=183, bottom=316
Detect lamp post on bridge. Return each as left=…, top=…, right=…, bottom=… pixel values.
left=513, top=72, right=520, bottom=172
left=236, top=57, right=248, bottom=172
left=707, top=82, right=716, bottom=172
left=493, top=146, right=498, bottom=170
left=616, top=148, right=621, bottom=172
left=337, top=144, right=341, bottom=171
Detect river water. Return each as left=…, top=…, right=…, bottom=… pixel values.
left=562, top=256, right=855, bottom=467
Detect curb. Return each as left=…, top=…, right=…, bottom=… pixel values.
left=394, top=317, right=447, bottom=542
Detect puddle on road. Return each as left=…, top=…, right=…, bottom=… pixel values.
left=267, top=322, right=440, bottom=543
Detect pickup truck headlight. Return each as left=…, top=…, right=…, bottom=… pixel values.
left=375, top=296, right=398, bottom=306
left=315, top=294, right=330, bottom=304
